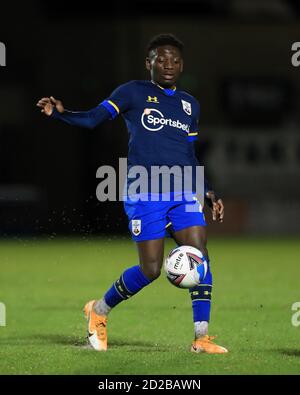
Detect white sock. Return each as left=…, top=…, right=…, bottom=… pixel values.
left=93, top=298, right=112, bottom=316
left=194, top=321, right=208, bottom=339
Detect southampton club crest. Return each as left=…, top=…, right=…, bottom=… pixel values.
left=132, top=219, right=141, bottom=236
left=181, top=100, right=192, bottom=115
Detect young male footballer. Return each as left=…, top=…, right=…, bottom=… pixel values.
left=37, top=34, right=227, bottom=354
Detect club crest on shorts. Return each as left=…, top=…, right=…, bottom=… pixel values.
left=181, top=100, right=192, bottom=115
left=132, top=219, right=141, bottom=236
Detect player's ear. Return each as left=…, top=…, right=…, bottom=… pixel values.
left=145, top=57, right=151, bottom=71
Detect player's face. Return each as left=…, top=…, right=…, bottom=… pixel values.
left=146, top=45, right=183, bottom=88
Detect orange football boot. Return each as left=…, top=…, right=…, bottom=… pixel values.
left=191, top=335, right=228, bottom=354
left=83, top=300, right=108, bottom=351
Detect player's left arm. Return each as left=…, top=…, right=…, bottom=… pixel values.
left=191, top=99, right=224, bottom=223
left=204, top=179, right=224, bottom=223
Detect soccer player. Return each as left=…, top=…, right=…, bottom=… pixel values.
left=37, top=34, right=227, bottom=354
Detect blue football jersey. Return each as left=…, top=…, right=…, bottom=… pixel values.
left=51, top=79, right=203, bottom=196
left=101, top=80, right=200, bottom=170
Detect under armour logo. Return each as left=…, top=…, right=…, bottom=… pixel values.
left=147, top=96, right=159, bottom=103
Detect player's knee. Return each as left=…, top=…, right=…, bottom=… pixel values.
left=192, top=240, right=208, bottom=259
left=202, top=245, right=209, bottom=259
left=148, top=268, right=161, bottom=281
left=145, top=266, right=161, bottom=281
left=140, top=261, right=162, bottom=281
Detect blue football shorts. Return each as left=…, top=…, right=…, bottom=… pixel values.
left=123, top=193, right=207, bottom=242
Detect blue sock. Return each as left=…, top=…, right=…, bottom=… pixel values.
left=189, top=257, right=212, bottom=322
left=104, top=265, right=152, bottom=308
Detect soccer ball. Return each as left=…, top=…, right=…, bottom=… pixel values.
left=164, top=245, right=208, bottom=289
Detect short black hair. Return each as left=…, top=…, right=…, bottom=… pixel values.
left=147, top=33, right=184, bottom=55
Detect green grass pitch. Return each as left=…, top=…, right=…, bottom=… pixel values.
left=0, top=236, right=300, bottom=375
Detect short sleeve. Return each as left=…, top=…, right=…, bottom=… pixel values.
left=100, top=81, right=134, bottom=119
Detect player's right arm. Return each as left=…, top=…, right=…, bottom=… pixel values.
left=36, top=96, right=112, bottom=129
left=36, top=82, right=134, bottom=129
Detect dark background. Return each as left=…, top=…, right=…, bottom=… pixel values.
left=1, top=0, right=300, bottom=236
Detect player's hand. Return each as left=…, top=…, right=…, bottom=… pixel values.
left=206, top=191, right=224, bottom=223
left=36, top=96, right=64, bottom=116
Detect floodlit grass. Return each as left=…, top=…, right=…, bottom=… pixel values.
left=1, top=236, right=300, bottom=374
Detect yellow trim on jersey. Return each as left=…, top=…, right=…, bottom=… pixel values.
left=188, top=132, right=198, bottom=136
left=157, top=83, right=176, bottom=91
left=108, top=100, right=120, bottom=114
left=151, top=81, right=176, bottom=91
